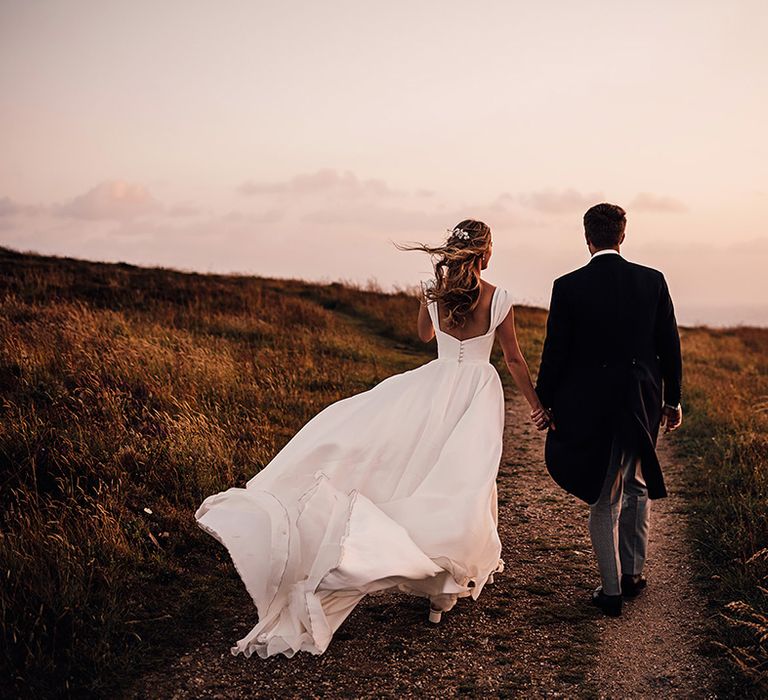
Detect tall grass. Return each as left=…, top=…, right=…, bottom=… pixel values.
left=0, top=248, right=439, bottom=696
left=2, top=246, right=765, bottom=697
left=676, top=326, right=768, bottom=695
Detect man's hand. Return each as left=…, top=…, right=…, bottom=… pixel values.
left=661, top=404, right=683, bottom=432
left=531, top=407, right=555, bottom=431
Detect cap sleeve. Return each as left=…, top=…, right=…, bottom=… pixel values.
left=492, top=288, right=514, bottom=329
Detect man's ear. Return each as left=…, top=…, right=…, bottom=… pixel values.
left=619, top=232, right=626, bottom=245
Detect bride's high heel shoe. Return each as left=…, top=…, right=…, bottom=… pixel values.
left=428, top=607, right=442, bottom=624
left=487, top=558, right=505, bottom=585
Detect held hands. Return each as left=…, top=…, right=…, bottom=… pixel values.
left=661, top=404, right=683, bottom=432
left=531, top=406, right=555, bottom=431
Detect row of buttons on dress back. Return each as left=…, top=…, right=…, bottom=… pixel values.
left=457, top=340, right=465, bottom=363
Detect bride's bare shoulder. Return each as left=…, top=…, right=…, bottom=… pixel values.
left=480, top=280, right=498, bottom=296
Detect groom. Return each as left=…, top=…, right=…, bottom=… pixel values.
left=534, top=203, right=683, bottom=617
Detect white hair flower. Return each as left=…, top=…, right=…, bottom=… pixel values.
left=447, top=227, right=471, bottom=241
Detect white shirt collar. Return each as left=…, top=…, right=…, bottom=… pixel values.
left=591, top=248, right=621, bottom=259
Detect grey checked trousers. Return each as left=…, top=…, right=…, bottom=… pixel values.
left=588, top=438, right=651, bottom=596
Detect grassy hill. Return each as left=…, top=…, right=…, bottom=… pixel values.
left=0, top=247, right=765, bottom=697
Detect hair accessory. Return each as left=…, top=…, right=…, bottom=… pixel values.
left=447, top=227, right=471, bottom=241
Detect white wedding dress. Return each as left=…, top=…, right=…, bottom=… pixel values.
left=195, top=285, right=514, bottom=658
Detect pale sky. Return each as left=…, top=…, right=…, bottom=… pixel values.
left=1, top=0, right=767, bottom=325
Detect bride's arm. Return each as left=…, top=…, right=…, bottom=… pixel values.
left=416, top=294, right=435, bottom=342
left=496, top=307, right=545, bottom=413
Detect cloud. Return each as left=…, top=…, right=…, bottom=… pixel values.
left=222, top=209, right=284, bottom=223
left=301, top=204, right=439, bottom=230
left=237, top=169, right=398, bottom=199
left=630, top=192, right=688, bottom=213
left=515, top=188, right=604, bottom=214
left=167, top=203, right=202, bottom=217
left=300, top=199, right=534, bottom=235
left=55, top=180, right=162, bottom=220
left=3, top=175, right=765, bottom=327
left=0, top=196, right=45, bottom=217
left=0, top=197, right=25, bottom=217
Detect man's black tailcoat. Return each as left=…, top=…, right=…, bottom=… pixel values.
left=535, top=253, right=682, bottom=504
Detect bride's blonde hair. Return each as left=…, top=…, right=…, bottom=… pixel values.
left=396, top=219, right=492, bottom=329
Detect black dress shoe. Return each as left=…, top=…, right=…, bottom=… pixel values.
left=591, top=587, right=623, bottom=617
left=621, top=574, right=648, bottom=598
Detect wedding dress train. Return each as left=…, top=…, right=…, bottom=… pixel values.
left=195, top=285, right=514, bottom=658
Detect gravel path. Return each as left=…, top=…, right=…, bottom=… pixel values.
left=586, top=436, right=718, bottom=699
left=125, top=390, right=716, bottom=699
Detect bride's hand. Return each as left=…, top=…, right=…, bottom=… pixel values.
left=418, top=280, right=429, bottom=306
left=531, top=407, right=554, bottom=431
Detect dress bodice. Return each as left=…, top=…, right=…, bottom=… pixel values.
left=427, top=286, right=513, bottom=364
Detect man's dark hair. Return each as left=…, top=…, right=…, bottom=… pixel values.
left=583, top=203, right=626, bottom=248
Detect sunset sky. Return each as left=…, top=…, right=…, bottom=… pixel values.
left=1, top=0, right=766, bottom=325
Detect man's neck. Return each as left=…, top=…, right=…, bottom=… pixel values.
left=591, top=247, right=621, bottom=258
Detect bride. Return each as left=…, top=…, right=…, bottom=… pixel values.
left=195, top=219, right=548, bottom=659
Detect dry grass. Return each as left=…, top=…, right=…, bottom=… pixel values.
left=1, top=246, right=765, bottom=697
left=675, top=325, right=768, bottom=696
left=0, top=248, right=439, bottom=697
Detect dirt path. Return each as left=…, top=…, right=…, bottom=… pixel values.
left=124, top=390, right=716, bottom=699
left=586, top=436, right=718, bottom=699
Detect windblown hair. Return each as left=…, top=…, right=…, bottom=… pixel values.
left=396, top=219, right=492, bottom=329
